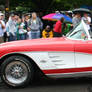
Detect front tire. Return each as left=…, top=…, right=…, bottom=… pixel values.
left=1, top=55, right=34, bottom=88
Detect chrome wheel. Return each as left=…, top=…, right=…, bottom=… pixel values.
left=5, top=61, right=28, bottom=84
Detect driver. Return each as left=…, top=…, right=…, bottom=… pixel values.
left=72, top=13, right=81, bottom=28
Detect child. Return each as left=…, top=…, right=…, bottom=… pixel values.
left=42, top=25, right=53, bottom=38
left=17, top=18, right=27, bottom=40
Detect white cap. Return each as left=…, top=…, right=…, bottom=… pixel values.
left=0, top=13, right=4, bottom=16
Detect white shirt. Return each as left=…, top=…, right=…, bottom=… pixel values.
left=0, top=20, right=5, bottom=37
left=19, top=23, right=27, bottom=34
left=6, top=17, right=16, bottom=36
left=82, top=16, right=91, bottom=30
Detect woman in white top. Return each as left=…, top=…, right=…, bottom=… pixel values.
left=82, top=13, right=91, bottom=30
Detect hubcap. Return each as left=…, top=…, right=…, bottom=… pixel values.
left=5, top=61, right=28, bottom=84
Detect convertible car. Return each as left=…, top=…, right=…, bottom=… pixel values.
left=0, top=20, right=92, bottom=87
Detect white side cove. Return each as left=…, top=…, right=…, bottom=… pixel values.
left=22, top=52, right=75, bottom=70
left=22, top=51, right=92, bottom=69
left=75, top=52, right=92, bottom=68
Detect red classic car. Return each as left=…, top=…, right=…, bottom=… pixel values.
left=0, top=20, right=92, bottom=88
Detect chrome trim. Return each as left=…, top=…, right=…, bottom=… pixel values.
left=46, top=71, right=92, bottom=78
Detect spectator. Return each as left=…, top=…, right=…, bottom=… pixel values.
left=6, top=14, right=17, bottom=41
left=24, top=14, right=30, bottom=39
left=28, top=12, right=43, bottom=39
left=14, top=13, right=20, bottom=23
left=17, top=18, right=27, bottom=40
left=82, top=13, right=91, bottom=30
left=0, top=13, right=5, bottom=43
left=16, top=18, right=21, bottom=40
left=42, top=25, right=53, bottom=38
left=1, top=13, right=7, bottom=42
left=53, top=17, right=64, bottom=37
left=62, top=23, right=73, bottom=35
left=72, top=13, right=81, bottom=28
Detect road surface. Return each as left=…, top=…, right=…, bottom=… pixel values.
left=0, top=77, right=92, bottom=92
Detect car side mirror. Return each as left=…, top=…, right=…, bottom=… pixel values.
left=81, top=33, right=88, bottom=40
left=84, top=35, right=88, bottom=40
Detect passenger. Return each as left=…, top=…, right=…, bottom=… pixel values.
left=82, top=13, right=91, bottom=30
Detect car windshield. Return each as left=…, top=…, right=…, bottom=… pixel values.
left=66, top=20, right=91, bottom=40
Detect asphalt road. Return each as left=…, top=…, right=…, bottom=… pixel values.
left=0, top=77, right=92, bottom=92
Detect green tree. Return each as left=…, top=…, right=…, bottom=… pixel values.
left=1, top=0, right=92, bottom=12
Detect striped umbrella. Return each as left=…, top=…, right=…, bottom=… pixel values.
left=42, top=13, right=72, bottom=23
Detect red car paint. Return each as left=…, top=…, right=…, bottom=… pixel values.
left=0, top=37, right=74, bottom=57
left=0, top=37, right=92, bottom=75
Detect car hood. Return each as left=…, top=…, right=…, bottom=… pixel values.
left=0, top=37, right=74, bottom=57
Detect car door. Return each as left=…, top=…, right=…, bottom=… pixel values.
left=48, top=39, right=75, bottom=69
left=72, top=20, right=92, bottom=73
left=74, top=39, right=92, bottom=77
left=67, top=19, right=92, bottom=75
left=75, top=40, right=92, bottom=68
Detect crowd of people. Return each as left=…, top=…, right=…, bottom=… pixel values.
left=0, top=11, right=91, bottom=43
left=53, top=12, right=92, bottom=37
left=6, top=12, right=43, bottom=41
left=0, top=12, right=44, bottom=43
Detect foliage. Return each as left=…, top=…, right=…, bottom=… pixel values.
left=1, top=0, right=92, bottom=12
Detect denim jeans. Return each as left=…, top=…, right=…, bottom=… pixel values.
left=8, top=33, right=16, bottom=41
left=0, top=37, right=4, bottom=43
left=19, top=34, right=27, bottom=40
left=31, top=31, right=40, bottom=39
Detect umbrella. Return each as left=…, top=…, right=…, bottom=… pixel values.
left=42, top=13, right=72, bottom=23
left=72, top=8, right=91, bottom=14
